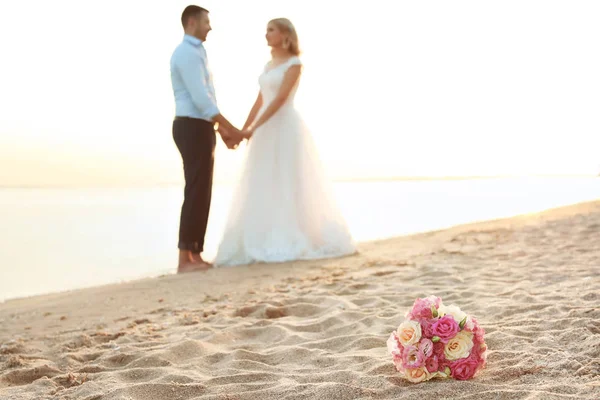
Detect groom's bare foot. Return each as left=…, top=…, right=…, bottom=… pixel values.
left=177, top=250, right=212, bottom=274
left=191, top=253, right=213, bottom=269
left=177, top=262, right=211, bottom=274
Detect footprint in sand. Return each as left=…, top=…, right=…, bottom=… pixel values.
left=1, top=365, right=63, bottom=386
left=0, top=339, right=28, bottom=355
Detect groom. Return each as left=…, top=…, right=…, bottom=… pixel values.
left=170, top=5, right=244, bottom=273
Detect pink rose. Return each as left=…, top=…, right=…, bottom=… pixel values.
left=450, top=357, right=480, bottom=380
left=408, top=296, right=442, bottom=320
left=432, top=315, right=459, bottom=343
left=425, top=355, right=439, bottom=373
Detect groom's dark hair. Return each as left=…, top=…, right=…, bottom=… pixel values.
left=181, top=5, right=209, bottom=27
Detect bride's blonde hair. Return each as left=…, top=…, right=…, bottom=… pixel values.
left=269, top=18, right=300, bottom=56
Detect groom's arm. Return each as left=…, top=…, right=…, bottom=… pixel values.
left=176, top=50, right=220, bottom=119
left=176, top=50, right=241, bottom=136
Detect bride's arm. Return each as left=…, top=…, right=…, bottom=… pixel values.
left=249, top=65, right=302, bottom=131
left=242, top=92, right=263, bottom=130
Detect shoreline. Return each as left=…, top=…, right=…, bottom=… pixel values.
left=0, top=174, right=597, bottom=190
left=0, top=200, right=600, bottom=308
left=1, top=198, right=596, bottom=306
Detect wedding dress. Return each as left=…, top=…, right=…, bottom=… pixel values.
left=213, top=56, right=356, bottom=266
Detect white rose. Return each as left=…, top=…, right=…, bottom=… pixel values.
left=396, top=320, right=422, bottom=346
left=405, top=366, right=431, bottom=383
left=444, top=330, right=474, bottom=360
left=438, top=304, right=467, bottom=323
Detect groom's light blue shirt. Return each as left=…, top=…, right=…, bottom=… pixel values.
left=170, top=34, right=219, bottom=121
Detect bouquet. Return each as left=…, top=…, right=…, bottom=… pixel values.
left=387, top=296, right=487, bottom=383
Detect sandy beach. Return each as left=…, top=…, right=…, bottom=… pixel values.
left=1, top=201, right=599, bottom=399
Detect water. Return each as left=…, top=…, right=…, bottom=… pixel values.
left=1, top=177, right=598, bottom=302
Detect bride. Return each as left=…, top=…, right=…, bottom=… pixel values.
left=213, top=18, right=356, bottom=267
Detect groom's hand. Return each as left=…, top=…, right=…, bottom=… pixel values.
left=225, top=137, right=241, bottom=149
left=218, top=126, right=242, bottom=149
left=221, top=134, right=240, bottom=150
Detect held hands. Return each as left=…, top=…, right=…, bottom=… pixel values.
left=218, top=125, right=255, bottom=150
left=242, top=127, right=254, bottom=140
left=217, top=125, right=243, bottom=150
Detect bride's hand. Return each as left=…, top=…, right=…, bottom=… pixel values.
left=242, top=127, right=254, bottom=140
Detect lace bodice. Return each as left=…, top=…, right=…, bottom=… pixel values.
left=258, top=56, right=302, bottom=106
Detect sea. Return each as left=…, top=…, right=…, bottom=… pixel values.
left=1, top=177, right=598, bottom=302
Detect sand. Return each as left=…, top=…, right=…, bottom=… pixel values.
left=1, top=201, right=599, bottom=400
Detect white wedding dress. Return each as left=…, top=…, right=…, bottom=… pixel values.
left=213, top=56, right=357, bottom=267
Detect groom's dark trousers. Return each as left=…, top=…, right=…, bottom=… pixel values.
left=172, top=116, right=216, bottom=254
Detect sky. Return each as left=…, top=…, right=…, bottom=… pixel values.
left=0, top=0, right=599, bottom=187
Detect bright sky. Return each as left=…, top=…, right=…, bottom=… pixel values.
left=0, top=0, right=598, bottom=187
